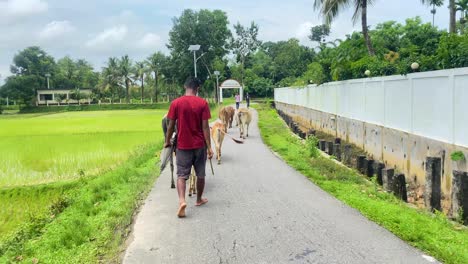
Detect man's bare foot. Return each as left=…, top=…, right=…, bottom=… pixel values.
left=177, top=203, right=187, bottom=218
left=195, top=198, right=208, bottom=206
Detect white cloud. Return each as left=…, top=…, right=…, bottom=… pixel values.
left=85, top=25, right=128, bottom=48
left=0, top=0, right=48, bottom=21
left=295, top=21, right=314, bottom=42
left=39, top=20, right=74, bottom=40
left=137, top=33, right=161, bottom=49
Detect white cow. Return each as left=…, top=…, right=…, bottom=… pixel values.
left=237, top=108, right=252, bottom=139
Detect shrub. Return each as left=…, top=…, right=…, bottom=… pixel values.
left=451, top=151, right=465, bottom=162
left=350, top=56, right=398, bottom=78
left=306, top=135, right=320, bottom=158
left=437, top=33, right=468, bottom=69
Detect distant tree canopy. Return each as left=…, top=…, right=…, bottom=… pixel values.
left=167, top=9, right=231, bottom=85
left=1, top=9, right=467, bottom=106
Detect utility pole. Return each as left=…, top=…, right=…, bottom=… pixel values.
left=188, top=45, right=201, bottom=78
left=214, top=71, right=220, bottom=104
left=45, top=73, right=51, bottom=89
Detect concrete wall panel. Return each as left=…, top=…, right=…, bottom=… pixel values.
left=384, top=79, right=412, bottom=132
left=454, top=75, right=468, bottom=147
left=412, top=76, right=452, bottom=143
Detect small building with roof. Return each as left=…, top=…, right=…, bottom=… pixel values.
left=36, top=88, right=92, bottom=106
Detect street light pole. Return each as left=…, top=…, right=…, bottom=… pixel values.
left=45, top=73, right=51, bottom=89
left=214, top=71, right=220, bottom=104
left=188, top=45, right=201, bottom=78
left=193, top=51, right=197, bottom=77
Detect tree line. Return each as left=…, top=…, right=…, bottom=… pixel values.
left=0, top=3, right=467, bottom=106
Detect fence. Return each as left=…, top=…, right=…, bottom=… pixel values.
left=274, top=67, right=468, bottom=148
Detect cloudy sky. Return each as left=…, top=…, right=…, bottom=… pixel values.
left=0, top=0, right=450, bottom=84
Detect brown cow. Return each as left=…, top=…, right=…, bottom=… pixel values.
left=237, top=108, right=252, bottom=139
left=211, top=121, right=226, bottom=164
left=225, top=106, right=235, bottom=128
left=218, top=106, right=230, bottom=131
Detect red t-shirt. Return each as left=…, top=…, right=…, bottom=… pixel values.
left=167, top=95, right=211, bottom=150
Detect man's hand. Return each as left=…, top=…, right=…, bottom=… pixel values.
left=207, top=147, right=214, bottom=159
left=164, top=141, right=172, bottom=148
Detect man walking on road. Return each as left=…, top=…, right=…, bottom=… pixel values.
left=164, top=77, right=214, bottom=218
left=235, top=93, right=240, bottom=109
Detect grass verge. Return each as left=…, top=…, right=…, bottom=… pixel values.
left=255, top=103, right=468, bottom=264
left=0, top=143, right=161, bottom=263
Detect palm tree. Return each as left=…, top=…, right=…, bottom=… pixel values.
left=424, top=0, right=446, bottom=26
left=450, top=0, right=457, bottom=33
left=102, top=57, right=119, bottom=103
left=119, top=55, right=133, bottom=103
left=146, top=52, right=165, bottom=103
left=456, top=0, right=468, bottom=33
left=134, top=61, right=147, bottom=103
left=313, top=0, right=376, bottom=56
left=422, top=0, right=456, bottom=33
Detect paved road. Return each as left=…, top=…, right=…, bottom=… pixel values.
left=123, top=109, right=438, bottom=264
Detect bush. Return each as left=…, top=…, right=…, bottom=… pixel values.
left=306, top=135, right=320, bottom=158
left=302, top=62, right=327, bottom=85
left=350, top=56, right=398, bottom=78
left=437, top=33, right=468, bottom=69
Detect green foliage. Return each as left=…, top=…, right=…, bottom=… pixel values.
left=436, top=33, right=468, bottom=68
left=263, top=39, right=315, bottom=82
left=309, top=24, right=331, bottom=45
left=451, top=151, right=466, bottom=161
left=350, top=56, right=398, bottom=78
left=55, top=57, right=98, bottom=89
left=246, top=75, right=273, bottom=97
left=301, top=62, right=327, bottom=85
left=168, top=9, right=231, bottom=84
left=0, top=75, right=41, bottom=105
left=306, top=135, right=320, bottom=158
left=255, top=103, right=468, bottom=264
left=0, top=143, right=161, bottom=263
left=231, top=21, right=261, bottom=60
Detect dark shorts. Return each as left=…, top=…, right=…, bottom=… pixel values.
left=236, top=102, right=240, bottom=109
left=176, top=147, right=207, bottom=180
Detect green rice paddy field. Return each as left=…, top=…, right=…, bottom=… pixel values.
left=0, top=110, right=164, bottom=247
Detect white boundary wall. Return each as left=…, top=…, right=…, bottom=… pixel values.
left=275, top=67, right=468, bottom=148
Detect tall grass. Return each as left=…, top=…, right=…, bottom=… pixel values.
left=0, top=110, right=164, bottom=247
left=255, top=104, right=468, bottom=264
left=0, top=143, right=160, bottom=263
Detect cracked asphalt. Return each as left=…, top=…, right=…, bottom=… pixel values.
left=123, top=108, right=438, bottom=264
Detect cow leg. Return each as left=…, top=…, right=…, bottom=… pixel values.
left=217, top=146, right=221, bottom=164
left=192, top=173, right=197, bottom=195
left=188, top=174, right=192, bottom=196
left=219, top=140, right=223, bottom=157
left=188, top=167, right=196, bottom=196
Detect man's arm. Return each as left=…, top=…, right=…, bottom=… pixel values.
left=202, top=120, right=213, bottom=159
left=164, top=119, right=176, bottom=148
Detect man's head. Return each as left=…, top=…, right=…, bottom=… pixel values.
left=184, top=77, right=201, bottom=92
